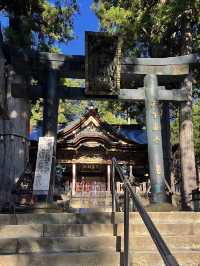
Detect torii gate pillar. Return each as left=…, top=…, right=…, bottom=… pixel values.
left=43, top=66, right=59, bottom=137
left=43, top=63, right=59, bottom=202
left=144, top=75, right=167, bottom=204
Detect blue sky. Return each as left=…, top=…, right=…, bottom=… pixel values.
left=0, top=0, right=99, bottom=55
left=59, top=0, right=99, bottom=55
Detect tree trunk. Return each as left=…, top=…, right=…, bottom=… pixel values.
left=180, top=75, right=197, bottom=210
left=0, top=74, right=30, bottom=206
left=178, top=16, right=197, bottom=210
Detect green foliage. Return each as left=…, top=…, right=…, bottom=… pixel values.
left=93, top=0, right=200, bottom=56
left=0, top=0, right=79, bottom=50
left=58, top=100, right=88, bottom=124
left=59, top=99, right=140, bottom=126
left=57, top=79, right=86, bottom=124
left=30, top=79, right=86, bottom=125
left=61, top=78, right=85, bottom=87
left=30, top=99, right=43, bottom=126
left=95, top=100, right=128, bottom=124
left=30, top=98, right=137, bottom=127
left=170, top=108, right=179, bottom=145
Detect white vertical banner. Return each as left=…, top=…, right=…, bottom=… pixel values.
left=33, top=137, right=55, bottom=195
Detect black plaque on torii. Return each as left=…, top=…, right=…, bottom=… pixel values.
left=85, top=31, right=121, bottom=96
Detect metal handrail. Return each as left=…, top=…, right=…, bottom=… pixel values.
left=112, top=157, right=179, bottom=266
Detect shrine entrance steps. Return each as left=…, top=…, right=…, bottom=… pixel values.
left=0, top=212, right=200, bottom=265
left=69, top=191, right=113, bottom=212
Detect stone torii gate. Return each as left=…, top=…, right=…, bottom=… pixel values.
left=4, top=33, right=200, bottom=207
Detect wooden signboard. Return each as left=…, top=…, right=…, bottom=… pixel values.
left=85, top=31, right=121, bottom=95
left=33, top=137, right=54, bottom=195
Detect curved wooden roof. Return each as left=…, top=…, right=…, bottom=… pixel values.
left=57, top=108, right=146, bottom=151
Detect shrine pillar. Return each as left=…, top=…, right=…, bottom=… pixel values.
left=129, top=165, right=133, bottom=177
left=43, top=61, right=59, bottom=201
left=107, top=164, right=111, bottom=191
left=72, top=163, right=76, bottom=195
left=161, top=102, right=171, bottom=188
left=144, top=74, right=167, bottom=204
left=43, top=66, right=59, bottom=138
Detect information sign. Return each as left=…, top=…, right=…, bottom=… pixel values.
left=33, top=137, right=54, bottom=195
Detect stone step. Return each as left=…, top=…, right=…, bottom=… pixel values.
left=71, top=196, right=112, bottom=200
left=1, top=212, right=200, bottom=225
left=122, top=235, right=200, bottom=251
left=0, top=224, right=114, bottom=238
left=70, top=200, right=112, bottom=208
left=71, top=198, right=112, bottom=201
left=70, top=203, right=112, bottom=208
left=0, top=223, right=199, bottom=238
left=45, top=223, right=200, bottom=238
left=73, top=192, right=112, bottom=198
left=70, top=199, right=112, bottom=205
left=0, top=252, right=120, bottom=266
left=0, top=235, right=199, bottom=255
left=0, top=236, right=117, bottom=254
left=69, top=207, right=113, bottom=213
left=0, top=250, right=200, bottom=266
left=130, top=251, right=200, bottom=266
left=122, top=223, right=200, bottom=237
left=71, top=197, right=112, bottom=201
left=70, top=201, right=112, bottom=206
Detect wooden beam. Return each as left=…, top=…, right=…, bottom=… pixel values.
left=11, top=52, right=85, bottom=79
left=121, top=64, right=189, bottom=76
left=121, top=74, right=186, bottom=89
left=9, top=48, right=198, bottom=79
left=13, top=59, right=189, bottom=77
left=119, top=88, right=145, bottom=101
left=123, top=53, right=199, bottom=65
left=11, top=84, right=188, bottom=102
left=11, top=84, right=118, bottom=100
left=119, top=88, right=188, bottom=101
left=12, top=48, right=199, bottom=66
left=159, top=88, right=188, bottom=101
left=12, top=73, right=186, bottom=93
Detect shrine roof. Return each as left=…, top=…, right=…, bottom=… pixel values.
left=57, top=108, right=147, bottom=146
left=30, top=108, right=147, bottom=145
left=114, top=126, right=147, bottom=145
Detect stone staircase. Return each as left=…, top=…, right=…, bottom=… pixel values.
left=69, top=191, right=113, bottom=211
left=0, top=211, right=199, bottom=265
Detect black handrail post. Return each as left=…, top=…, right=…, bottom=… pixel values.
left=112, top=160, right=116, bottom=212
left=124, top=186, right=129, bottom=266
left=113, top=157, right=179, bottom=266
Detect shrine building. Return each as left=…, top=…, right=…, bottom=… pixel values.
left=54, top=108, right=148, bottom=195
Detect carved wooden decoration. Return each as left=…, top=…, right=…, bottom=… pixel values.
left=85, top=31, right=121, bottom=95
